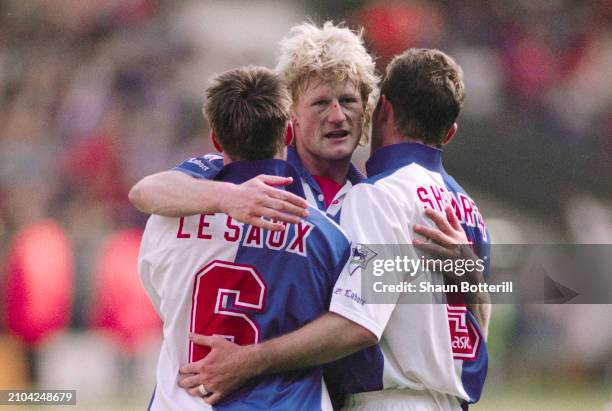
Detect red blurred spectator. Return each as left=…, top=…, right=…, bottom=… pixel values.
left=62, top=134, right=129, bottom=214
left=502, top=33, right=560, bottom=102
left=89, top=228, right=161, bottom=354
left=351, top=1, right=445, bottom=66
left=3, top=219, right=74, bottom=346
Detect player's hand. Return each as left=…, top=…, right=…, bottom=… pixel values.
left=413, top=206, right=485, bottom=284
left=178, top=334, right=259, bottom=405
left=221, top=175, right=308, bottom=231
left=413, top=206, right=482, bottom=272
left=413, top=205, right=473, bottom=261
left=413, top=205, right=491, bottom=322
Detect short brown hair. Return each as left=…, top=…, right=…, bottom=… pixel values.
left=381, top=48, right=465, bottom=145
left=203, top=66, right=292, bottom=160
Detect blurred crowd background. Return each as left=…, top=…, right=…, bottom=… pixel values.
left=0, top=0, right=610, bottom=409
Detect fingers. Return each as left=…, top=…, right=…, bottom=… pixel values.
left=267, top=190, right=309, bottom=217
left=276, top=190, right=309, bottom=212
left=424, top=207, right=452, bottom=234
left=419, top=207, right=468, bottom=245
left=178, top=373, right=202, bottom=389
left=206, top=392, right=226, bottom=405
left=232, top=176, right=309, bottom=230
left=189, top=333, right=217, bottom=347
left=259, top=210, right=299, bottom=227
left=444, top=205, right=462, bottom=231
left=187, top=385, right=207, bottom=398
left=243, top=200, right=307, bottom=229
left=180, top=362, right=199, bottom=375
left=413, top=238, right=457, bottom=259
left=263, top=197, right=308, bottom=220
left=241, top=191, right=309, bottom=229
left=256, top=176, right=308, bottom=215
left=244, top=215, right=286, bottom=232
left=179, top=333, right=218, bottom=375
left=257, top=175, right=294, bottom=187
left=413, top=223, right=452, bottom=245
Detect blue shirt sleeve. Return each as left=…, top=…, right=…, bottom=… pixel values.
left=173, top=153, right=224, bottom=180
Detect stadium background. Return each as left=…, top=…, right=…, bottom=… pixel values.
left=0, top=0, right=610, bottom=409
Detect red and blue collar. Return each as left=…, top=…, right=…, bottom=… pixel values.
left=287, top=145, right=365, bottom=191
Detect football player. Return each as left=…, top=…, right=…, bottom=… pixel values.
left=180, top=49, right=491, bottom=411
left=129, top=22, right=379, bottom=225
left=138, top=66, right=374, bottom=410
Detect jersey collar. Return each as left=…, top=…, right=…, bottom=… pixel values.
left=287, top=145, right=365, bottom=193
left=213, top=159, right=306, bottom=198
left=366, top=142, right=444, bottom=177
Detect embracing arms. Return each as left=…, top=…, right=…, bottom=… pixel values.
left=178, top=312, right=377, bottom=404
left=129, top=170, right=308, bottom=231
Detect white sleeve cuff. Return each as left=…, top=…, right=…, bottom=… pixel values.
left=329, top=301, right=384, bottom=340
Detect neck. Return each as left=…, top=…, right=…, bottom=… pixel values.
left=223, top=146, right=287, bottom=166
left=373, top=133, right=440, bottom=156
left=298, top=150, right=349, bottom=185
left=401, top=135, right=443, bottom=150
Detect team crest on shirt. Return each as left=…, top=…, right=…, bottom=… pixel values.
left=349, top=243, right=377, bottom=276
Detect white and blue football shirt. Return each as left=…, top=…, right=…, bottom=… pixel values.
left=174, top=146, right=364, bottom=221
left=330, top=142, right=490, bottom=410
left=171, top=148, right=382, bottom=407
left=139, top=159, right=352, bottom=411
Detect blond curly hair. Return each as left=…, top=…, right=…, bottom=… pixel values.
left=275, top=21, right=379, bottom=145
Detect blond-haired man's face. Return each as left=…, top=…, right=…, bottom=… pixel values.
left=292, top=77, right=363, bottom=167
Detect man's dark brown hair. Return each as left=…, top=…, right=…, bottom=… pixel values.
left=380, top=48, right=465, bottom=146
left=204, top=66, right=292, bottom=160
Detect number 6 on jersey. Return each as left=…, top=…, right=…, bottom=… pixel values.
left=189, top=260, right=267, bottom=361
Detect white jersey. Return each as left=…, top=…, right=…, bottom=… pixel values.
left=329, top=143, right=490, bottom=410
left=139, top=159, right=352, bottom=411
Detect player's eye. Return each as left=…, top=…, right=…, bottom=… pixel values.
left=340, top=96, right=359, bottom=105
left=313, top=99, right=329, bottom=107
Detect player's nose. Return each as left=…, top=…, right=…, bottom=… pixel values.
left=327, top=100, right=347, bottom=123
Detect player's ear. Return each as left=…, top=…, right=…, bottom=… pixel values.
left=290, top=111, right=299, bottom=128
left=210, top=129, right=223, bottom=152
left=375, top=95, right=388, bottom=121
left=441, top=123, right=458, bottom=146
left=377, top=95, right=395, bottom=126
left=284, top=121, right=294, bottom=146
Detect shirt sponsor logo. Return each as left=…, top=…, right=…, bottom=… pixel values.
left=186, top=157, right=210, bottom=171
left=447, top=304, right=480, bottom=361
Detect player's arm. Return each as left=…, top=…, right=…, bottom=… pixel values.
left=178, top=312, right=377, bottom=404
left=178, top=185, right=400, bottom=403
left=129, top=170, right=226, bottom=216
left=129, top=170, right=309, bottom=231
left=413, top=206, right=491, bottom=339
